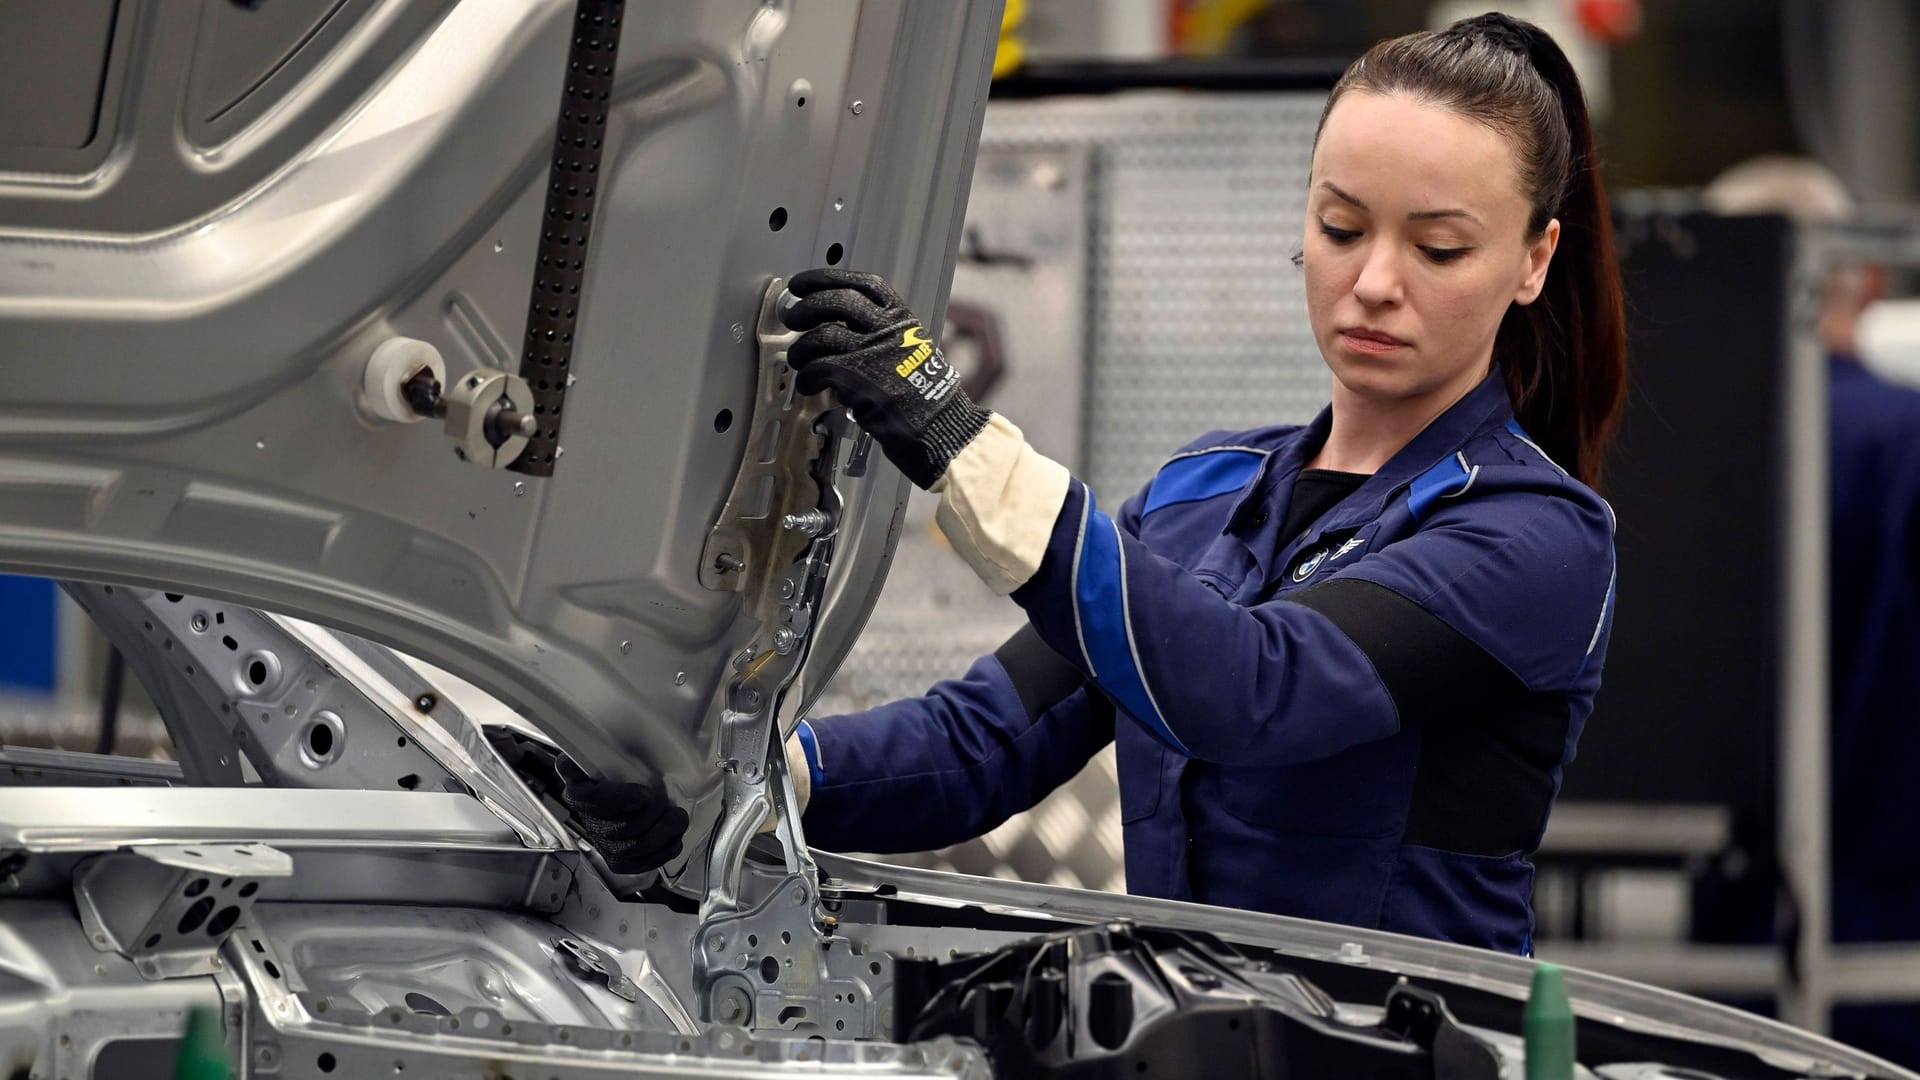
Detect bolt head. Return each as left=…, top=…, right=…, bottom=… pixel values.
left=850, top=100, right=864, bottom=115
left=620, top=640, right=633, bottom=654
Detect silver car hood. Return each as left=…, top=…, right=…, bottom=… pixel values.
left=0, top=1, right=1000, bottom=833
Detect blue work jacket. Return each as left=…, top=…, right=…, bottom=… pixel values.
left=799, top=369, right=1617, bottom=953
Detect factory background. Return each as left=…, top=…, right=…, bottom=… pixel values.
left=6, top=0, right=1920, bottom=1066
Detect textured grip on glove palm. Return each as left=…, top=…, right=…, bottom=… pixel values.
left=780, top=269, right=990, bottom=489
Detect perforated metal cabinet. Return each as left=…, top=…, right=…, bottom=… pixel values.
left=814, top=90, right=1331, bottom=894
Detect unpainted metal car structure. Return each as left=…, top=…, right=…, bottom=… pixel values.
left=0, top=1, right=1910, bottom=1076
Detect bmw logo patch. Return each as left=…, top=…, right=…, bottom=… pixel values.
left=1292, top=548, right=1328, bottom=583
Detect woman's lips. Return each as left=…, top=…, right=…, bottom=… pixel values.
left=1339, top=328, right=1410, bottom=354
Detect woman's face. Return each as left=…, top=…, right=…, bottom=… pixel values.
left=1304, top=90, right=1559, bottom=411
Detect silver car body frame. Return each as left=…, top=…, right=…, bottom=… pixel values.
left=0, top=2, right=1910, bottom=1077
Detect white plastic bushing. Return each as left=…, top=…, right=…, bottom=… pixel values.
left=361, top=336, right=448, bottom=423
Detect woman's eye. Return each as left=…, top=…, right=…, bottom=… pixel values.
left=1420, top=245, right=1472, bottom=264
left=1318, top=223, right=1360, bottom=244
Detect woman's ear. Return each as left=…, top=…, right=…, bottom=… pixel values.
left=1515, top=218, right=1561, bottom=306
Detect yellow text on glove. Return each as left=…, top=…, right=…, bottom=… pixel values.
left=895, top=326, right=935, bottom=377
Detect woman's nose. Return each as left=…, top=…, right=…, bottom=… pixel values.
left=1351, top=245, right=1404, bottom=307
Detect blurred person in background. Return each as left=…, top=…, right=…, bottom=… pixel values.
left=1705, top=155, right=1920, bottom=1067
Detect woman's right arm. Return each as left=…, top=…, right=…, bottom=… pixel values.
left=796, top=623, right=1116, bottom=854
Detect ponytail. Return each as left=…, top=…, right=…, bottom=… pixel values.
left=1319, top=13, right=1629, bottom=490
left=1499, top=21, right=1627, bottom=491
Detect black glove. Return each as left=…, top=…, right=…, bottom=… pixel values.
left=484, top=727, right=688, bottom=876
left=780, top=268, right=992, bottom=489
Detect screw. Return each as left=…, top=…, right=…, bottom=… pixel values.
left=190, top=613, right=209, bottom=632
left=674, top=671, right=687, bottom=686
left=778, top=579, right=797, bottom=600
left=708, top=935, right=726, bottom=952
left=849, top=100, right=864, bottom=115
left=415, top=693, right=437, bottom=712
left=620, top=640, right=633, bottom=654
left=771, top=627, right=798, bottom=654
left=513, top=481, right=526, bottom=496
left=740, top=688, right=763, bottom=712
left=733, top=647, right=757, bottom=670
left=781, top=509, right=828, bottom=536
left=730, top=322, right=748, bottom=343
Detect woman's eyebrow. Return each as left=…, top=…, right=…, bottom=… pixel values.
left=1408, top=207, right=1483, bottom=225
left=1317, top=181, right=1483, bottom=226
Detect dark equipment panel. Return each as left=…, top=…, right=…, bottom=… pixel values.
left=1562, top=211, right=1795, bottom=833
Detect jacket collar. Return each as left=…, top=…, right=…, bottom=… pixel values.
left=1226, top=366, right=1514, bottom=560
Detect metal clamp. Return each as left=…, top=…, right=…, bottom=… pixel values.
left=444, top=368, right=538, bottom=468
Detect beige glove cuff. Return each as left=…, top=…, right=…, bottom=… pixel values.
left=756, top=732, right=814, bottom=835
left=931, top=413, right=1072, bottom=596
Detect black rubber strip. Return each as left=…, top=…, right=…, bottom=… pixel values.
left=511, top=0, right=625, bottom=476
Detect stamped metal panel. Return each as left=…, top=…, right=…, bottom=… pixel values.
left=0, top=1, right=1004, bottom=846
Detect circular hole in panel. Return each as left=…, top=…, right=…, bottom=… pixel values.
left=238, top=650, right=282, bottom=696
left=769, top=207, right=788, bottom=232
left=308, top=724, right=333, bottom=757
left=869, top=961, right=882, bottom=976
left=746, top=935, right=758, bottom=949
left=796, top=96, right=806, bottom=107
left=144, top=933, right=161, bottom=949
left=826, top=243, right=844, bottom=266
left=220, top=878, right=232, bottom=889
left=184, top=878, right=209, bottom=897
left=264, top=960, right=281, bottom=979
left=780, top=931, right=792, bottom=945
left=205, top=906, right=241, bottom=937
left=714, top=409, right=733, bottom=433
left=318, top=1053, right=336, bottom=1073
left=759, top=955, right=779, bottom=984
left=239, top=882, right=259, bottom=898
left=405, top=992, right=452, bottom=1017
left=176, top=897, right=215, bottom=935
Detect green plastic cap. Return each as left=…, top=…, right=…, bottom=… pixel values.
left=1524, top=962, right=1577, bottom=1080
left=172, top=1005, right=234, bottom=1080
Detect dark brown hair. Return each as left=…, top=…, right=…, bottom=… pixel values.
left=1314, top=13, right=1627, bottom=490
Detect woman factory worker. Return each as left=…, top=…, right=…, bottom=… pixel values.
left=766, top=11, right=1625, bottom=956
left=532, top=11, right=1625, bottom=954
